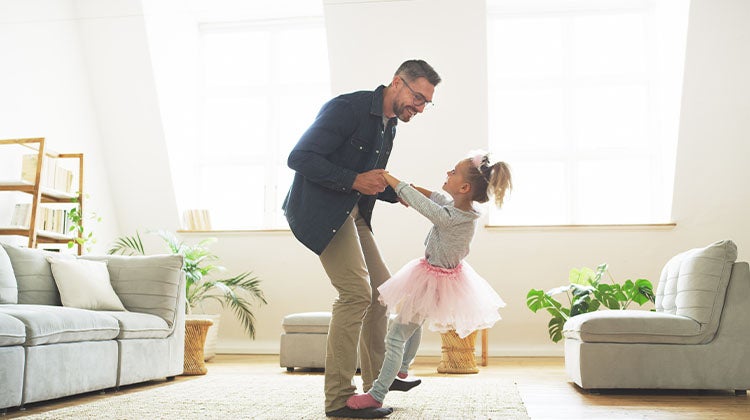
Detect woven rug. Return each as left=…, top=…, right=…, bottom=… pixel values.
left=22, top=370, right=529, bottom=419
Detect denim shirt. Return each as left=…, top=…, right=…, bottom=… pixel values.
left=283, top=85, right=399, bottom=255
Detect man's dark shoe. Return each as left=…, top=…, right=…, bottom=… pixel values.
left=389, top=377, right=422, bottom=392
left=325, top=406, right=393, bottom=418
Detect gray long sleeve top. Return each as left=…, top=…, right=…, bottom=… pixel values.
left=395, top=181, right=480, bottom=269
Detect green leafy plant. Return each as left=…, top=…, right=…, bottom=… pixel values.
left=66, top=193, right=101, bottom=253
left=108, top=230, right=267, bottom=339
left=526, top=263, right=656, bottom=343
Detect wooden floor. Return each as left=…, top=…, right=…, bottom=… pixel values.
left=5, top=354, right=749, bottom=419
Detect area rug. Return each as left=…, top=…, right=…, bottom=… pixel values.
left=22, top=371, right=529, bottom=419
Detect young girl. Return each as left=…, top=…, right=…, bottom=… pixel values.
left=347, top=151, right=512, bottom=410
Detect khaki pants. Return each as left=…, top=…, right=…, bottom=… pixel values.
left=319, top=205, right=390, bottom=412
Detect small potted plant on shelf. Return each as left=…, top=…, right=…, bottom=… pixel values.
left=526, top=263, right=655, bottom=343
left=108, top=230, right=267, bottom=359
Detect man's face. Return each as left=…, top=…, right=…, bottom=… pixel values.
left=392, top=76, right=435, bottom=123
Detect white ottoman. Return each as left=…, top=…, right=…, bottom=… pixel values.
left=280, top=312, right=332, bottom=372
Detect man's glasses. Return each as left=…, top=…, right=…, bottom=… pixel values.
left=400, top=77, right=434, bottom=108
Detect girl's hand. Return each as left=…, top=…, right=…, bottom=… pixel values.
left=382, top=172, right=401, bottom=189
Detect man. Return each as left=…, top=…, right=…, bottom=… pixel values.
left=283, top=59, right=441, bottom=419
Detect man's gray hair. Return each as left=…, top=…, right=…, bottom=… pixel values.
left=395, top=59, right=441, bottom=86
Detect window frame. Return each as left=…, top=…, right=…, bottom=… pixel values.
left=194, top=16, right=330, bottom=231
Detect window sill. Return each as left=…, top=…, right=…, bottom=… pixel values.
left=484, top=223, right=676, bottom=231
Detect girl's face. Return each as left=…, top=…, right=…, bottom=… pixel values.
left=443, top=159, right=471, bottom=196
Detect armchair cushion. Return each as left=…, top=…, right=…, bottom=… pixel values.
left=655, top=239, right=736, bottom=343
left=563, top=310, right=701, bottom=344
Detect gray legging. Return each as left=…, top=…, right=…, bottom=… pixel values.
left=368, top=318, right=423, bottom=403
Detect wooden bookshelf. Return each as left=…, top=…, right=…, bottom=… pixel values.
left=0, top=138, right=84, bottom=255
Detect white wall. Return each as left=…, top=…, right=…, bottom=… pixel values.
left=0, top=0, right=119, bottom=252
left=75, top=0, right=180, bottom=238
left=1, top=0, right=749, bottom=358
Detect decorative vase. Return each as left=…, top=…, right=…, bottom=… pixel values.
left=437, top=329, right=479, bottom=374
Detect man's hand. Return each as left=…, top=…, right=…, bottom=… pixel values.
left=352, top=169, right=388, bottom=195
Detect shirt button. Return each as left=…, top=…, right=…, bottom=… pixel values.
left=376, top=150, right=380, bottom=154
left=346, top=210, right=350, bottom=214
left=332, top=229, right=336, bottom=233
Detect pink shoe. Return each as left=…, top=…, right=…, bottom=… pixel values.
left=346, top=393, right=382, bottom=409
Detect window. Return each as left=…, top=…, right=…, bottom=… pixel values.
left=195, top=17, right=330, bottom=230
left=486, top=0, right=689, bottom=226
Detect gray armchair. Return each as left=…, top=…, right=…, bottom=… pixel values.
left=563, top=240, right=750, bottom=393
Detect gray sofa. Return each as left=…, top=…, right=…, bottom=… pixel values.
left=563, top=239, right=750, bottom=392
left=0, top=243, right=185, bottom=412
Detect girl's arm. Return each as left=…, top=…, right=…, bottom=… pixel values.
left=383, top=172, right=454, bottom=227
left=383, top=173, right=432, bottom=197
left=412, top=185, right=433, bottom=198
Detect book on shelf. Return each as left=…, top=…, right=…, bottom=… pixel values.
left=8, top=204, right=72, bottom=236
left=9, top=203, right=31, bottom=227
left=183, top=209, right=212, bottom=231
left=20, top=154, right=75, bottom=193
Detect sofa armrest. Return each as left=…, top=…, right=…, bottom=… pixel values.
left=82, top=254, right=184, bottom=328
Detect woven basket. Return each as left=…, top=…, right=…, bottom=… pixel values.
left=183, top=319, right=213, bottom=375
left=437, top=330, right=479, bottom=374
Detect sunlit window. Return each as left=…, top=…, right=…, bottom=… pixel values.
left=486, top=0, right=689, bottom=226
left=196, top=17, right=330, bottom=229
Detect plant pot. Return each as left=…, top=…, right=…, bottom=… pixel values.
left=183, top=318, right=213, bottom=375
left=437, top=330, right=479, bottom=374
left=186, top=313, right=220, bottom=361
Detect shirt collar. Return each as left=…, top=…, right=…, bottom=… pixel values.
left=371, top=85, right=398, bottom=126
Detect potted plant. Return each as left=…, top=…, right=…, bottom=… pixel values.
left=108, top=230, right=267, bottom=359
left=526, top=263, right=655, bottom=343
left=66, top=193, right=101, bottom=254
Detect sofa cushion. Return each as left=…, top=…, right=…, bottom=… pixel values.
left=81, top=254, right=184, bottom=327
left=0, top=304, right=119, bottom=345
left=655, top=240, right=736, bottom=343
left=47, top=258, right=126, bottom=311
left=562, top=310, right=703, bottom=344
left=0, top=311, right=25, bottom=346
left=100, top=311, right=171, bottom=339
left=0, top=244, right=17, bottom=304
left=1, top=243, right=74, bottom=305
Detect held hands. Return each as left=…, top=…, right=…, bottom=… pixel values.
left=353, top=169, right=388, bottom=195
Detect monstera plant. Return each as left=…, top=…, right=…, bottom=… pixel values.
left=526, top=263, right=655, bottom=343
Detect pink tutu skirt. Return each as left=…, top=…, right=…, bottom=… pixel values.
left=377, top=258, right=506, bottom=338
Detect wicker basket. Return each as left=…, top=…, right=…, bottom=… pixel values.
left=183, top=319, right=213, bottom=375
left=437, top=330, right=479, bottom=374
